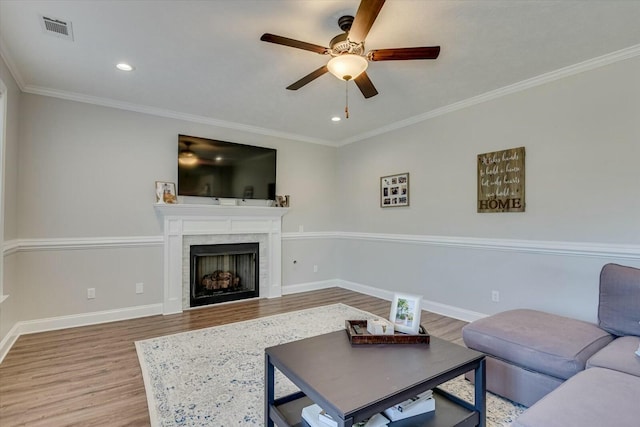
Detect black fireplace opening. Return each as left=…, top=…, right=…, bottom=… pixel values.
left=190, top=242, right=259, bottom=307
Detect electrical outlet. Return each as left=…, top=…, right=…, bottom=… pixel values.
left=313, top=265, right=318, bottom=273
left=136, top=282, right=144, bottom=294
left=491, top=290, right=500, bottom=302
left=87, top=288, right=96, bottom=299
left=298, top=225, right=304, bottom=233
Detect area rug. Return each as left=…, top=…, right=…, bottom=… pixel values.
left=135, top=303, right=525, bottom=426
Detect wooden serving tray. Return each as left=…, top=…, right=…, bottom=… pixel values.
left=345, top=320, right=430, bottom=345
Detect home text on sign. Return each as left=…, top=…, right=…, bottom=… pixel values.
left=477, top=147, right=525, bottom=213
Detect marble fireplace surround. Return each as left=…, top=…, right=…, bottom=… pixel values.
left=154, top=204, right=288, bottom=314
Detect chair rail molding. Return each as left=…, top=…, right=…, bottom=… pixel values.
left=282, top=231, right=640, bottom=260
left=3, top=232, right=638, bottom=260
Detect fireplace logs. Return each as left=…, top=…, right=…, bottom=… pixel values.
left=201, top=270, right=241, bottom=291
left=190, top=242, right=259, bottom=307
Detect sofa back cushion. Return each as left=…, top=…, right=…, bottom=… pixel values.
left=598, top=263, right=640, bottom=337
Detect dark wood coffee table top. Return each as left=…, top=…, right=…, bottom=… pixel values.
left=266, top=330, right=484, bottom=424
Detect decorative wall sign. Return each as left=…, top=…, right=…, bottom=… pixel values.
left=477, top=147, right=525, bottom=213
left=380, top=173, right=409, bottom=207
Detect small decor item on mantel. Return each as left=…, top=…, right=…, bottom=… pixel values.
left=380, top=173, right=409, bottom=207
left=389, top=292, right=422, bottom=334
left=155, top=181, right=177, bottom=204
left=275, top=195, right=290, bottom=207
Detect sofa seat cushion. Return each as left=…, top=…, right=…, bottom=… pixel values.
left=586, top=336, right=640, bottom=377
left=512, top=367, right=640, bottom=427
left=462, top=309, right=613, bottom=380
left=464, top=355, right=564, bottom=407
left=599, top=263, right=640, bottom=337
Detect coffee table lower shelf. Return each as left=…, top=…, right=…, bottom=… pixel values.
left=270, top=388, right=479, bottom=427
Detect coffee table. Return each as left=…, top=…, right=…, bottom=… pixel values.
left=265, top=330, right=486, bottom=427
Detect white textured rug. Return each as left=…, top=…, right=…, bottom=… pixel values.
left=135, top=303, right=525, bottom=426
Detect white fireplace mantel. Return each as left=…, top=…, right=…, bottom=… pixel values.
left=155, top=203, right=288, bottom=314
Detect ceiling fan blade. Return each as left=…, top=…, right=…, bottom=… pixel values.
left=260, top=33, right=328, bottom=55
left=354, top=71, right=378, bottom=98
left=286, top=65, right=329, bottom=90
left=368, top=46, right=441, bottom=61
left=348, top=0, right=386, bottom=44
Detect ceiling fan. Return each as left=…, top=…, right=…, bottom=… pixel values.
left=260, top=0, right=440, bottom=100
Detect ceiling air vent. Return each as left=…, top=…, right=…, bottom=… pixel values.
left=40, top=15, right=74, bottom=41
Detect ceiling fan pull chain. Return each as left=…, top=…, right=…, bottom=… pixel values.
left=345, top=80, right=350, bottom=119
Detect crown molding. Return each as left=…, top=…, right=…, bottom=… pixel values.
left=2, top=40, right=639, bottom=148
left=19, top=84, right=336, bottom=147
left=0, top=36, right=26, bottom=91
left=338, top=44, right=640, bottom=146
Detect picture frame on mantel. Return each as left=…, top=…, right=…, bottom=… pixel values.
left=380, top=172, right=409, bottom=207
left=389, top=293, right=422, bottom=334
left=155, top=181, right=177, bottom=204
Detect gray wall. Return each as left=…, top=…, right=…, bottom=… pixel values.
left=17, top=95, right=339, bottom=238
left=0, top=53, right=21, bottom=340
left=7, top=93, right=338, bottom=323
left=336, top=56, right=640, bottom=322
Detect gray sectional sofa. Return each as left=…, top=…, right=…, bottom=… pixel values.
left=462, top=263, right=640, bottom=427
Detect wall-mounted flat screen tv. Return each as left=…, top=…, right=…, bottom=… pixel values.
left=178, top=134, right=276, bottom=200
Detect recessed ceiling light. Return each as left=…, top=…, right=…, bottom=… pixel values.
left=215, top=156, right=223, bottom=161
left=116, top=63, right=134, bottom=71
left=331, top=116, right=341, bottom=122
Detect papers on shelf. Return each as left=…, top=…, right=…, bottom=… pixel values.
left=319, top=409, right=337, bottom=427
left=301, top=404, right=323, bottom=427
left=359, top=413, right=390, bottom=427
left=302, top=391, right=435, bottom=426
left=302, top=404, right=390, bottom=427
left=383, top=390, right=436, bottom=422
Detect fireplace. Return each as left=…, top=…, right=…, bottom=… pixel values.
left=154, top=203, right=287, bottom=315
left=190, top=242, right=259, bottom=307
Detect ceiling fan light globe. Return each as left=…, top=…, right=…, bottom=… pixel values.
left=327, top=54, right=368, bottom=81
left=178, top=150, right=198, bottom=166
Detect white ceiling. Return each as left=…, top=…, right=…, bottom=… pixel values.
left=1, top=1, right=640, bottom=146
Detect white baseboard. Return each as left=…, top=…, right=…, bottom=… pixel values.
left=337, top=279, right=396, bottom=301
left=283, top=278, right=487, bottom=323
left=0, top=303, right=163, bottom=364
left=336, top=279, right=487, bottom=323
left=1, top=279, right=485, bottom=364
left=282, top=279, right=339, bottom=295
left=420, top=300, right=487, bottom=323
left=0, top=323, right=20, bottom=365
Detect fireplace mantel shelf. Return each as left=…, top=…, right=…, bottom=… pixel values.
left=154, top=203, right=288, bottom=218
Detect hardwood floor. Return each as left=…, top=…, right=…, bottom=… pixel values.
left=0, top=288, right=467, bottom=426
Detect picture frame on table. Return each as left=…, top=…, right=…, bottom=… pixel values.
left=389, top=292, right=422, bottom=334
left=155, top=181, right=177, bottom=204
left=380, top=173, right=409, bottom=207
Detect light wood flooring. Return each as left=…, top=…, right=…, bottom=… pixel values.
left=0, top=288, right=467, bottom=426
